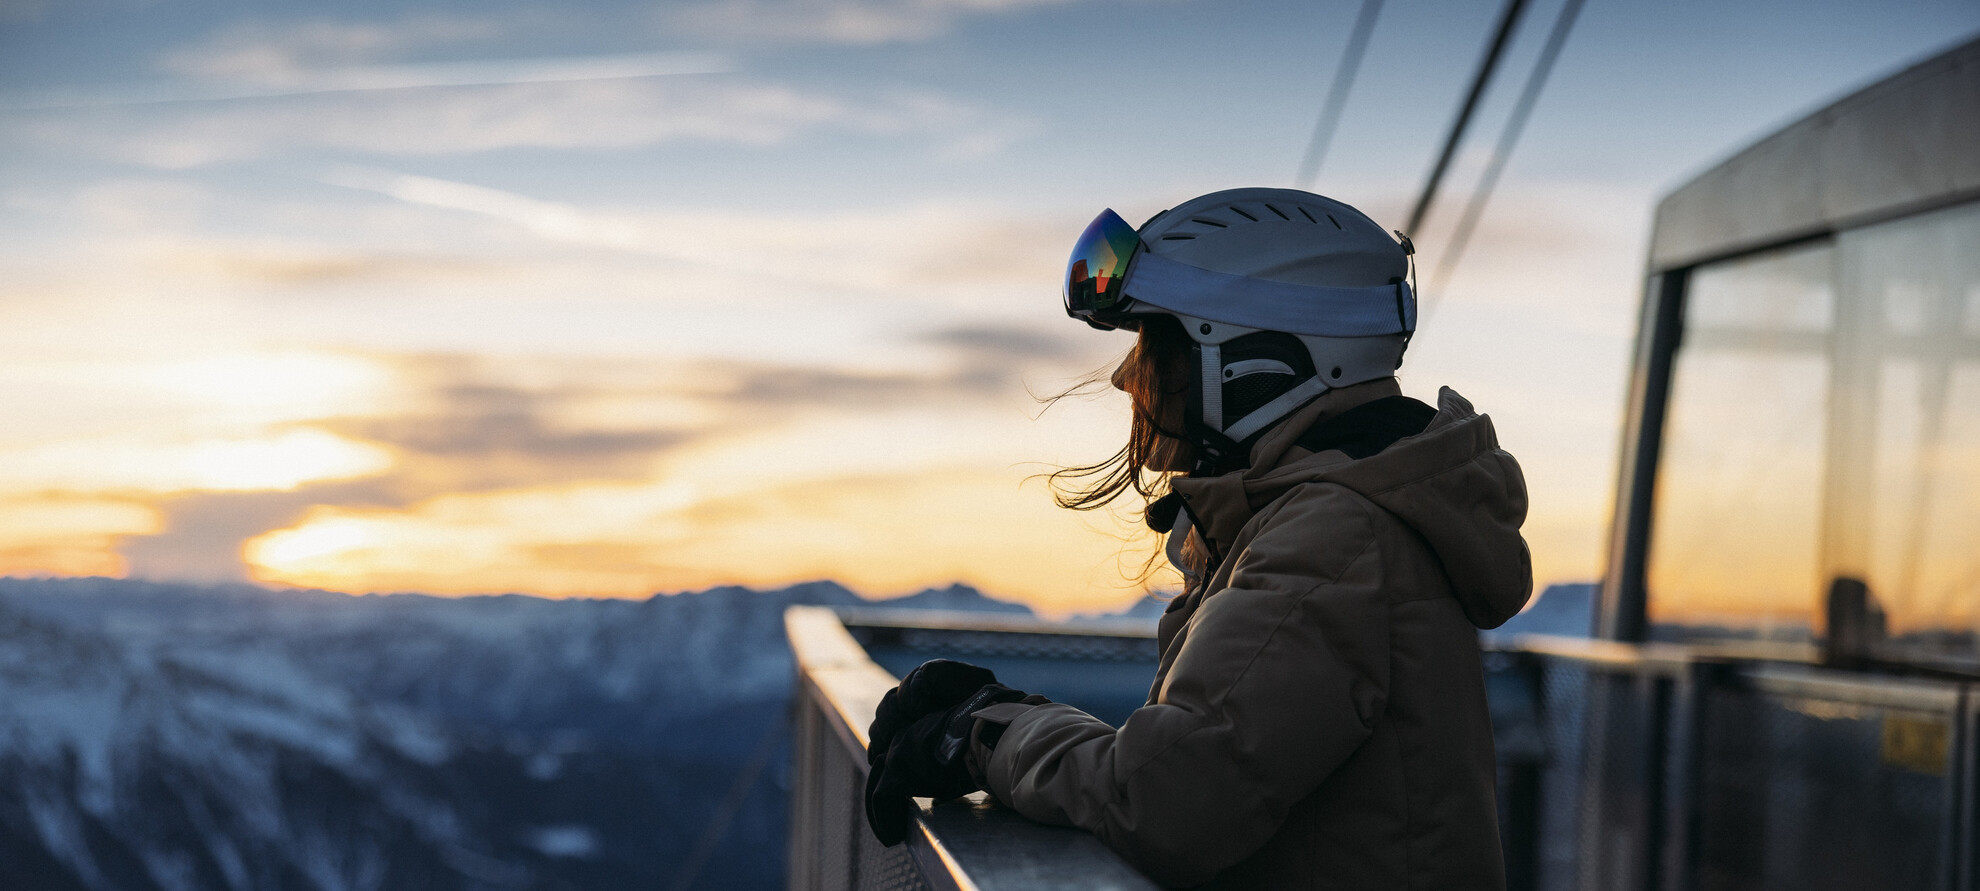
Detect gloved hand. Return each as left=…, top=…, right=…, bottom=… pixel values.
left=863, top=682, right=1031, bottom=846
left=867, top=659, right=999, bottom=768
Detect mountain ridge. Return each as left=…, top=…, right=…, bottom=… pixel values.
left=0, top=575, right=1063, bottom=891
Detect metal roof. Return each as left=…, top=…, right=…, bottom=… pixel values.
left=1649, top=35, right=1980, bottom=272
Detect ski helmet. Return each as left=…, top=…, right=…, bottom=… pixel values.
left=1063, top=187, right=1416, bottom=471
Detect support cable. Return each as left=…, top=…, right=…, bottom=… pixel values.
left=1401, top=0, right=1531, bottom=238
left=1294, top=0, right=1385, bottom=190
left=1426, top=0, right=1587, bottom=305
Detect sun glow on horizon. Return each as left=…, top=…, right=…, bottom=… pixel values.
left=241, top=463, right=1169, bottom=615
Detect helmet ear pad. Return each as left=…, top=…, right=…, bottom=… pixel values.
left=1214, top=331, right=1315, bottom=430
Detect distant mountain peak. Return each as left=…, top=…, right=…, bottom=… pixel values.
left=867, top=583, right=1034, bottom=616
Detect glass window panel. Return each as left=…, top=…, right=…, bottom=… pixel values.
left=1648, top=243, right=1835, bottom=640
left=1646, top=201, right=1980, bottom=666
left=1866, top=364, right=1980, bottom=635
left=1837, top=202, right=1980, bottom=665
left=1683, top=247, right=1834, bottom=332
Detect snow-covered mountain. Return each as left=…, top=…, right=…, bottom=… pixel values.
left=1490, top=583, right=1598, bottom=638
left=0, top=577, right=1033, bottom=891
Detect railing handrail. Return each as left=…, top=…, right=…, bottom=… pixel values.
left=785, top=605, right=1162, bottom=891
left=1482, top=631, right=1698, bottom=676
left=1482, top=630, right=1980, bottom=701
left=789, top=605, right=899, bottom=753
left=831, top=606, right=1159, bottom=640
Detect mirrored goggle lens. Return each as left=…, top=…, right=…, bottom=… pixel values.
left=1064, top=208, right=1142, bottom=316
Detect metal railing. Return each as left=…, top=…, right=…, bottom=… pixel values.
left=784, top=606, right=1159, bottom=891
left=790, top=606, right=1980, bottom=891
left=1481, top=633, right=1979, bottom=891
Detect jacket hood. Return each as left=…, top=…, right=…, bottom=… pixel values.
left=1180, top=384, right=1532, bottom=629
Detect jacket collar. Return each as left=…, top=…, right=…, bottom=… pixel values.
left=1171, top=377, right=1401, bottom=557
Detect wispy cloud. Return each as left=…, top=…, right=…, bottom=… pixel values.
left=5, top=7, right=1037, bottom=162
left=168, top=16, right=506, bottom=73
left=0, top=493, right=156, bottom=578
left=98, top=339, right=1089, bottom=585
left=123, top=489, right=351, bottom=584
left=921, top=324, right=1084, bottom=362
left=317, top=355, right=698, bottom=496
left=0, top=52, right=732, bottom=111
left=3, top=50, right=732, bottom=111
left=11, top=76, right=856, bottom=166
left=171, top=249, right=506, bottom=287
left=667, top=0, right=1078, bottom=46
left=2, top=14, right=728, bottom=111
left=322, top=169, right=1065, bottom=300
left=241, top=464, right=1154, bottom=608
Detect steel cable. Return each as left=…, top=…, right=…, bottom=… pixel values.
left=1425, top=0, right=1588, bottom=307
left=1295, top=0, right=1385, bottom=190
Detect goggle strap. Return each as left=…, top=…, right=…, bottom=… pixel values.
left=1127, top=251, right=1415, bottom=337
left=1199, top=342, right=1223, bottom=433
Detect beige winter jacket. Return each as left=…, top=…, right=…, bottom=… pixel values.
left=967, top=379, right=1532, bottom=889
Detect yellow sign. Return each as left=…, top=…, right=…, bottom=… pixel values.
left=1881, top=713, right=1949, bottom=775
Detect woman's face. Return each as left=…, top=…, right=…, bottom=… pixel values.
left=1109, top=357, right=1134, bottom=392
left=1113, top=331, right=1193, bottom=473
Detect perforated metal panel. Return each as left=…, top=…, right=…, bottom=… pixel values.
left=1692, top=679, right=1960, bottom=891
left=1537, top=661, right=1593, bottom=891
left=788, top=691, right=932, bottom=891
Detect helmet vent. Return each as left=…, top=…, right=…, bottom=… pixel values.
left=1190, top=217, right=1228, bottom=228
left=1263, top=203, right=1290, bottom=220
left=1160, top=234, right=1196, bottom=241
left=1297, top=206, right=1318, bottom=224
left=1223, top=358, right=1295, bottom=380
left=1229, top=206, right=1259, bottom=222
left=1326, top=215, right=1343, bottom=229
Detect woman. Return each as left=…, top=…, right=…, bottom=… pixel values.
left=864, top=188, right=1532, bottom=890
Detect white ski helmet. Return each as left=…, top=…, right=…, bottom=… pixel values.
left=1063, top=187, right=1416, bottom=469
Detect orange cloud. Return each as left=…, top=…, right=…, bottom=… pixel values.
left=243, top=466, right=1162, bottom=616
left=0, top=494, right=158, bottom=577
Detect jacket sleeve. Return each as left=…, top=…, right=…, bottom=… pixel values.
left=969, top=484, right=1393, bottom=888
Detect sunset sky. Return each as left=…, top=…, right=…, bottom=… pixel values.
left=4, top=0, right=1977, bottom=616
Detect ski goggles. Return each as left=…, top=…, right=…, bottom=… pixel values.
left=1063, top=208, right=1143, bottom=327
left=1062, top=208, right=1417, bottom=337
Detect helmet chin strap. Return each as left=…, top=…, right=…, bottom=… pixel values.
left=1188, top=340, right=1332, bottom=476
left=1185, top=342, right=1244, bottom=477
left=1223, top=376, right=1330, bottom=443
left=1198, top=342, right=1223, bottom=435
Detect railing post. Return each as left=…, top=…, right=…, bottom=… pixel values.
left=1954, top=683, right=1976, bottom=891
left=1498, top=651, right=1544, bottom=891
left=786, top=679, right=819, bottom=891
left=1657, top=660, right=1710, bottom=891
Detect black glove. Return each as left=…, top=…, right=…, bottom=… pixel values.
left=867, top=659, right=999, bottom=768
left=863, top=683, right=1029, bottom=846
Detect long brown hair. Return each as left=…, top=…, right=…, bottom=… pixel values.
left=1047, top=315, right=1196, bottom=512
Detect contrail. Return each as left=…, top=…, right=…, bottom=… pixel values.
left=322, top=166, right=643, bottom=249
